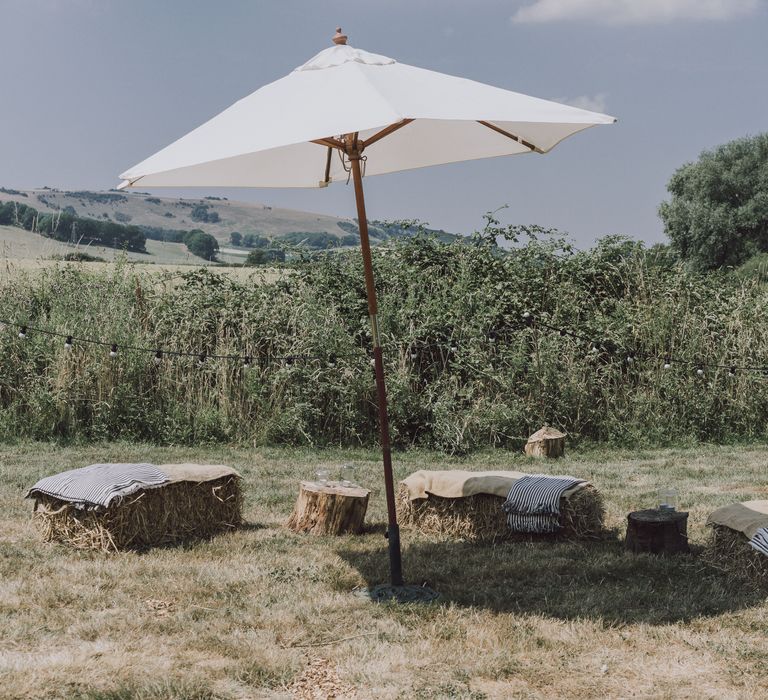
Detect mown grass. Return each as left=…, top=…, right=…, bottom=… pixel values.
left=1, top=443, right=767, bottom=699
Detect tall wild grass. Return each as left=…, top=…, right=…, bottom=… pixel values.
left=1, top=233, right=767, bottom=452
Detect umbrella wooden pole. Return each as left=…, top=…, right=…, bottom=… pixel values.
left=349, top=150, right=404, bottom=587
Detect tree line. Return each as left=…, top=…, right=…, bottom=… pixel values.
left=0, top=200, right=146, bottom=252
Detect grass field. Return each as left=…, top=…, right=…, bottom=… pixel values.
left=1, top=443, right=767, bottom=699
left=0, top=224, right=259, bottom=266
left=0, top=225, right=287, bottom=283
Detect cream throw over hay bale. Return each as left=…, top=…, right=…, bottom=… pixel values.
left=707, top=500, right=768, bottom=540
left=401, top=470, right=587, bottom=501
left=158, top=463, right=241, bottom=484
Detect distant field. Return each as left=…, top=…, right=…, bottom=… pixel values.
left=0, top=225, right=284, bottom=282
left=0, top=224, right=209, bottom=264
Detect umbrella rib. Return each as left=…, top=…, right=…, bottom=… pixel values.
left=360, top=119, right=414, bottom=149
left=311, top=136, right=346, bottom=150
left=477, top=120, right=543, bottom=153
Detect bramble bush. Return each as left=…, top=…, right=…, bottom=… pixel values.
left=1, top=220, right=767, bottom=452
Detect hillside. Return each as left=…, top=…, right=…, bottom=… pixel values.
left=0, top=188, right=461, bottom=266
left=0, top=187, right=352, bottom=244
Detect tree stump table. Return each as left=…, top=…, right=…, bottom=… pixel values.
left=626, top=508, right=689, bottom=555
left=287, top=481, right=371, bottom=535
left=524, top=425, right=566, bottom=458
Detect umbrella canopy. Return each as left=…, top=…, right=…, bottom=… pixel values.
left=118, top=29, right=616, bottom=590
left=119, top=33, right=615, bottom=190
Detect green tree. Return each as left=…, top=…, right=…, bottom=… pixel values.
left=245, top=248, right=285, bottom=265
left=230, top=231, right=242, bottom=247
left=243, top=233, right=270, bottom=248
left=21, top=206, right=38, bottom=230
left=190, top=204, right=220, bottom=223
left=185, top=229, right=219, bottom=261
left=659, top=133, right=768, bottom=270
left=0, top=202, right=14, bottom=225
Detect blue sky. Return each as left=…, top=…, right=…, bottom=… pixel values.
left=1, top=0, right=766, bottom=246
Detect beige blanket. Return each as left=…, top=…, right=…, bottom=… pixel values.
left=707, top=500, right=768, bottom=540
left=401, top=470, right=586, bottom=501
left=159, top=463, right=241, bottom=484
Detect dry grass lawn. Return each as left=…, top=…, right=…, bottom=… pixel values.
left=1, top=442, right=767, bottom=699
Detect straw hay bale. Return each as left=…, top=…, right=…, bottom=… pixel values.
left=32, top=476, right=242, bottom=552
left=396, top=483, right=604, bottom=542
left=702, top=525, right=768, bottom=588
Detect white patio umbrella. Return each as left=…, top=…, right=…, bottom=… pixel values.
left=119, top=28, right=615, bottom=587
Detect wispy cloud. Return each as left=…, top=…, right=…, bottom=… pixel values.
left=512, top=0, right=760, bottom=25
left=553, top=93, right=608, bottom=113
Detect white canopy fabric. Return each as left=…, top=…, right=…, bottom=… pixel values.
left=118, top=42, right=616, bottom=190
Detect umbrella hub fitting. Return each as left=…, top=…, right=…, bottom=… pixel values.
left=343, top=135, right=365, bottom=161
left=339, top=140, right=368, bottom=181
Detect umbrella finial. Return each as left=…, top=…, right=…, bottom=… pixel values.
left=332, top=27, right=348, bottom=45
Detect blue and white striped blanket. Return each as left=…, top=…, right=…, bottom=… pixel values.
left=502, top=474, right=585, bottom=533
left=27, top=463, right=169, bottom=510
left=749, top=527, right=768, bottom=557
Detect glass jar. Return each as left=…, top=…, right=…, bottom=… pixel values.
left=315, top=469, right=329, bottom=485
left=658, top=487, right=677, bottom=511
left=340, top=464, right=357, bottom=487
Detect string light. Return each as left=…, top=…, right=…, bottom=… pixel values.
left=5, top=315, right=768, bottom=382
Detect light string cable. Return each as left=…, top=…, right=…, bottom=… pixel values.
left=3, top=312, right=768, bottom=376
left=0, top=318, right=358, bottom=367
left=505, top=311, right=768, bottom=376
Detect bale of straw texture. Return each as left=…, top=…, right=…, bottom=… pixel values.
left=702, top=525, right=768, bottom=588
left=396, top=483, right=604, bottom=542
left=32, top=476, right=243, bottom=552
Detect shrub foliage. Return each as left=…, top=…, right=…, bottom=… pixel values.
left=1, top=228, right=767, bottom=451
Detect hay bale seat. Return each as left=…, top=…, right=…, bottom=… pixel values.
left=31, top=463, right=243, bottom=552
left=396, top=473, right=605, bottom=542
left=704, top=500, right=768, bottom=587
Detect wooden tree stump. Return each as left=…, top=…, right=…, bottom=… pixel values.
left=524, top=425, right=566, bottom=458
left=287, top=481, right=371, bottom=535
left=626, top=509, right=689, bottom=555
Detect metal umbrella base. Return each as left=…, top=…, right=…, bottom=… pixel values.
left=354, top=584, right=440, bottom=604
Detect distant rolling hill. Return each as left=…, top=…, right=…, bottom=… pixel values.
left=0, top=187, right=461, bottom=264
left=0, top=188, right=352, bottom=242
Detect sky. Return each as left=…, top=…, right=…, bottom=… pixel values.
left=1, top=0, right=766, bottom=247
